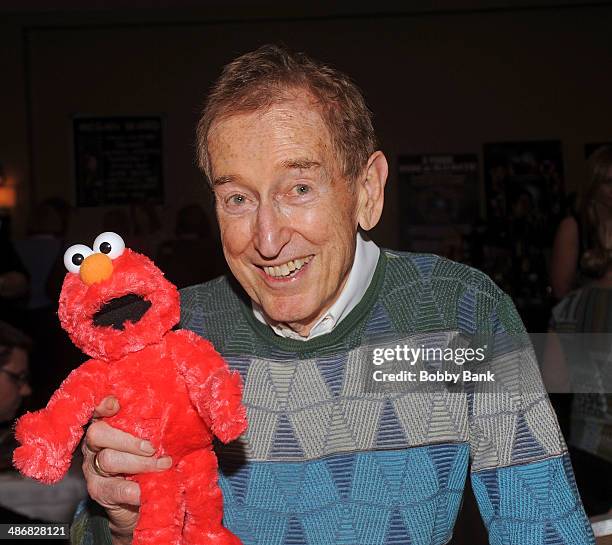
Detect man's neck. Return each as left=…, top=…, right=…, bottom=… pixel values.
left=268, top=270, right=352, bottom=338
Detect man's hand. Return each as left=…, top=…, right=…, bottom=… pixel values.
left=82, top=397, right=172, bottom=545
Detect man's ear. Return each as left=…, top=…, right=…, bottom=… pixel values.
left=356, top=151, right=388, bottom=231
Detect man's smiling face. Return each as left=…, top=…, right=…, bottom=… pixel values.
left=208, top=94, right=361, bottom=337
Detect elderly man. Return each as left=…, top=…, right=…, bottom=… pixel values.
left=74, top=45, right=594, bottom=545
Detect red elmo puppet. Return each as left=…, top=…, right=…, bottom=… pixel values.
left=13, top=232, right=247, bottom=545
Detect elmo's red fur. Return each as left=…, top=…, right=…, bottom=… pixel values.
left=13, top=245, right=247, bottom=545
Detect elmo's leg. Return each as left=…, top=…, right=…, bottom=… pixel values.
left=132, top=469, right=184, bottom=545
left=180, top=449, right=241, bottom=545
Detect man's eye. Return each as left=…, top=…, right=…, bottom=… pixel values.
left=228, top=194, right=246, bottom=205
left=294, top=184, right=311, bottom=195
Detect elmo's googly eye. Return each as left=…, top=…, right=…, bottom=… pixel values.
left=63, top=244, right=94, bottom=274
left=93, top=232, right=125, bottom=260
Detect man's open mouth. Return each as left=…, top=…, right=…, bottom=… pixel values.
left=93, top=294, right=152, bottom=330
left=262, top=255, right=313, bottom=279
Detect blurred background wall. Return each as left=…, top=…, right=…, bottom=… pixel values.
left=1, top=0, right=610, bottom=245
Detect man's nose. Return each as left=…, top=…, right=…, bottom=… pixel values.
left=20, top=382, right=32, bottom=397
left=253, top=200, right=291, bottom=258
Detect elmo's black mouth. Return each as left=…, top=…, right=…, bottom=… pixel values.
left=93, top=294, right=152, bottom=330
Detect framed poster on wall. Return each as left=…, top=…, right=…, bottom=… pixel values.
left=483, top=140, right=564, bottom=244
left=398, top=153, right=479, bottom=262
left=482, top=140, right=565, bottom=327
left=73, top=116, right=164, bottom=207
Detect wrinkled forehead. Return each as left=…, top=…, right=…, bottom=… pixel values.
left=207, top=96, right=338, bottom=178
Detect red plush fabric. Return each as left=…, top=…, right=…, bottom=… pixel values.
left=13, top=245, right=247, bottom=545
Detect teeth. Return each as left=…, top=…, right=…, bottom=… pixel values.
left=263, top=256, right=312, bottom=277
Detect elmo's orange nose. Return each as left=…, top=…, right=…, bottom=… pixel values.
left=80, top=253, right=113, bottom=285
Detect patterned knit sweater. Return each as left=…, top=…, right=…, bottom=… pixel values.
left=71, top=250, right=595, bottom=545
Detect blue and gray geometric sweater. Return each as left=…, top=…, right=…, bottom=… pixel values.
left=72, top=250, right=595, bottom=545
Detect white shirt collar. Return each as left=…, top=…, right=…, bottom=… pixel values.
left=252, top=230, right=380, bottom=340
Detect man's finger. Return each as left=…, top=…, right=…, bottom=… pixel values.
left=92, top=475, right=141, bottom=507
left=92, top=396, right=120, bottom=419
left=84, top=420, right=156, bottom=456
left=93, top=449, right=172, bottom=476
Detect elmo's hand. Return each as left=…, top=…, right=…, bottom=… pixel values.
left=12, top=358, right=108, bottom=484
left=171, top=329, right=248, bottom=444
left=209, top=369, right=247, bottom=444
left=13, top=412, right=72, bottom=484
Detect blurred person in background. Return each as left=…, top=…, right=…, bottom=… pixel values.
left=0, top=321, right=85, bottom=541
left=102, top=208, right=132, bottom=236
left=0, top=215, right=29, bottom=329
left=545, top=199, right=612, bottom=517
left=130, top=203, right=162, bottom=258
left=0, top=321, right=31, bottom=427
left=550, top=146, right=612, bottom=299
left=156, top=203, right=227, bottom=288
left=15, top=198, right=77, bottom=410
left=19, top=197, right=71, bottom=304
left=101, top=204, right=163, bottom=259
left=0, top=320, right=35, bottom=522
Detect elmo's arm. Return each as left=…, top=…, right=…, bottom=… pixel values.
left=13, top=358, right=108, bottom=484
left=170, top=330, right=247, bottom=444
